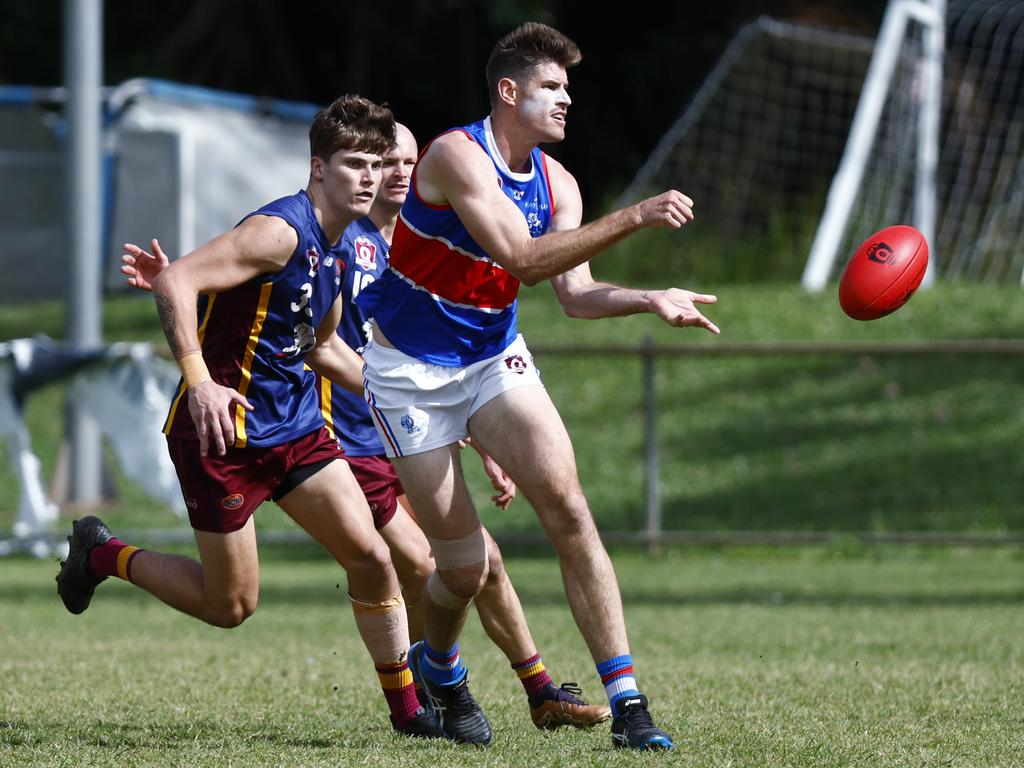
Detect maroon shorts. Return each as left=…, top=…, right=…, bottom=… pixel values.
left=343, top=453, right=403, bottom=530
left=166, top=427, right=344, bottom=533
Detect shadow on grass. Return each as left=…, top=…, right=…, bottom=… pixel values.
left=7, top=582, right=1022, bottom=609
left=653, top=355, right=1024, bottom=532
left=0, top=718, right=417, bottom=751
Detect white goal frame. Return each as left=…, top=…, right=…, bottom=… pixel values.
left=802, top=0, right=946, bottom=291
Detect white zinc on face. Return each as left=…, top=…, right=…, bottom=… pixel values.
left=520, top=79, right=570, bottom=116
left=516, top=62, right=571, bottom=140
left=520, top=66, right=569, bottom=117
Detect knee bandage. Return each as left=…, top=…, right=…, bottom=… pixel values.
left=349, top=594, right=408, bottom=664
left=424, top=528, right=489, bottom=610
left=428, top=527, right=489, bottom=571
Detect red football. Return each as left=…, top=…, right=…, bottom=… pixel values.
left=838, top=225, right=929, bottom=320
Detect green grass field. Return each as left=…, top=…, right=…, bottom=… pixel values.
left=3, top=283, right=1024, bottom=536
left=2, top=285, right=1023, bottom=765
left=3, top=548, right=1023, bottom=767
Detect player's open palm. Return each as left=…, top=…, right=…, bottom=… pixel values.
left=637, top=190, right=695, bottom=229
left=479, top=449, right=516, bottom=510
left=122, top=239, right=170, bottom=291
left=187, top=379, right=253, bottom=457
left=650, top=288, right=720, bottom=334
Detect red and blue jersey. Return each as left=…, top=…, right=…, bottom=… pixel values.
left=163, top=190, right=345, bottom=448
left=356, top=117, right=555, bottom=367
left=316, top=216, right=388, bottom=456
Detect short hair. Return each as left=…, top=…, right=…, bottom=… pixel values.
left=309, top=95, right=396, bottom=160
left=485, top=22, right=582, bottom=105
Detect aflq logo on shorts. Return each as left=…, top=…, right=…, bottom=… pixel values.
left=221, top=493, right=245, bottom=510
left=866, top=241, right=897, bottom=265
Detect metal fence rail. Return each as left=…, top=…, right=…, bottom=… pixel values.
left=4, top=338, right=1023, bottom=555
left=531, top=337, right=1024, bottom=550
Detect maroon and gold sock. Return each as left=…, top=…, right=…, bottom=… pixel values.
left=376, top=660, right=422, bottom=728
left=512, top=653, right=554, bottom=698
left=88, top=538, right=143, bottom=582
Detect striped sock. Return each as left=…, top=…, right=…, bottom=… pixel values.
left=596, top=654, right=640, bottom=713
left=88, top=538, right=143, bottom=582
left=421, top=640, right=466, bottom=687
left=512, top=653, right=554, bottom=698
left=376, top=659, right=422, bottom=728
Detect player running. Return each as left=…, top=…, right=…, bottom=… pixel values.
left=57, top=96, right=442, bottom=739
left=123, top=122, right=611, bottom=739
left=356, top=23, right=719, bottom=751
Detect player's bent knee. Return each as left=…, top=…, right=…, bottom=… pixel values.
left=422, top=527, right=490, bottom=607
left=542, top=500, right=598, bottom=542
left=410, top=557, right=434, bottom=591
left=344, top=538, right=395, bottom=581
left=207, top=595, right=257, bottom=628
left=483, top=538, right=506, bottom=587
left=426, top=568, right=485, bottom=609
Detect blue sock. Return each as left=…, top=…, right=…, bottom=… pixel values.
left=597, top=654, right=640, bottom=713
left=421, top=640, right=467, bottom=687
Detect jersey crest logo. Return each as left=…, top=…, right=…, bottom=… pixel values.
left=526, top=212, right=543, bottom=236
left=354, top=236, right=378, bottom=271
left=306, top=247, right=321, bottom=275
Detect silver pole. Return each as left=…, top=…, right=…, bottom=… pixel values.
left=802, top=1, right=910, bottom=292
left=65, top=0, right=104, bottom=503
left=916, top=0, right=945, bottom=286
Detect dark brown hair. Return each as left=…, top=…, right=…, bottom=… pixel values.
left=485, top=22, right=582, bottom=105
left=309, top=95, right=396, bottom=160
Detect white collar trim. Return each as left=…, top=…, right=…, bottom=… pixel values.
left=483, top=116, right=535, bottom=182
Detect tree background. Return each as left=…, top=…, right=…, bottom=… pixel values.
left=0, top=0, right=885, bottom=213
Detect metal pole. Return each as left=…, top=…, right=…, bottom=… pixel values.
left=642, top=336, right=661, bottom=554
left=803, top=0, right=944, bottom=292
left=916, top=0, right=945, bottom=286
left=65, top=0, right=104, bottom=503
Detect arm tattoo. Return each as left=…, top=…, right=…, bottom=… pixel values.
left=154, top=293, right=184, bottom=359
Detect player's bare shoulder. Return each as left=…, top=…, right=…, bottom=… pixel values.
left=417, top=130, right=494, bottom=204
left=541, top=153, right=582, bottom=225
left=542, top=154, right=579, bottom=196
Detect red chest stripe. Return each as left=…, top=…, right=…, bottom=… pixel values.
left=389, top=225, right=520, bottom=310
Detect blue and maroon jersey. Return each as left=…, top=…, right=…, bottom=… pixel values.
left=163, top=190, right=345, bottom=448
left=356, top=116, right=555, bottom=367
left=316, top=216, right=388, bottom=457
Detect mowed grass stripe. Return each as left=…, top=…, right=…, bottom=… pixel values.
left=2, top=550, right=1022, bottom=767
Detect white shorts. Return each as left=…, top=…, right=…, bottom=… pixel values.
left=362, top=334, right=543, bottom=458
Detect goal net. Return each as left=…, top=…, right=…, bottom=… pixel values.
left=621, top=1, right=1024, bottom=285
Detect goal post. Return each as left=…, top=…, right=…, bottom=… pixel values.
left=802, top=0, right=946, bottom=292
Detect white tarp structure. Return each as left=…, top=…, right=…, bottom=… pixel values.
left=0, top=338, right=183, bottom=557
left=0, top=78, right=319, bottom=303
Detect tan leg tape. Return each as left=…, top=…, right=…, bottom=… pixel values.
left=427, top=527, right=489, bottom=571
left=349, top=594, right=408, bottom=664
left=426, top=570, right=472, bottom=610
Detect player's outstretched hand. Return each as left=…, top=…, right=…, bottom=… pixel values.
left=186, top=379, right=253, bottom=457
left=463, top=438, right=516, bottom=510
left=635, top=190, right=695, bottom=229
left=481, top=452, right=516, bottom=510
left=122, top=239, right=170, bottom=291
left=649, top=288, right=720, bottom=334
